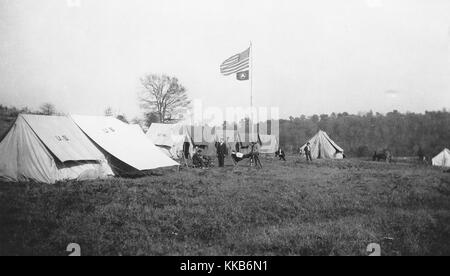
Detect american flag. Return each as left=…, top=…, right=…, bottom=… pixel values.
left=220, top=47, right=250, bottom=76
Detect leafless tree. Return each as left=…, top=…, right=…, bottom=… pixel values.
left=139, top=74, right=190, bottom=124
left=39, top=103, right=56, bottom=115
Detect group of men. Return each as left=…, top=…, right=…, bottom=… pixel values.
left=192, top=139, right=228, bottom=168
left=192, top=139, right=314, bottom=168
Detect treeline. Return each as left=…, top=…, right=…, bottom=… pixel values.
left=2, top=104, right=450, bottom=158
left=0, top=104, right=132, bottom=138
left=0, top=105, right=32, bottom=138
left=279, top=110, right=450, bottom=158
left=0, top=104, right=66, bottom=138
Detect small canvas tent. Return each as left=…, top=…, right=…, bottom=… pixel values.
left=301, top=130, right=344, bottom=159
left=0, top=114, right=114, bottom=183
left=71, top=115, right=178, bottom=173
left=146, top=123, right=188, bottom=159
left=432, top=148, right=450, bottom=167
left=259, top=135, right=279, bottom=154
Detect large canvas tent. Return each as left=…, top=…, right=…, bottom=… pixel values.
left=259, top=135, right=279, bottom=154
left=301, top=130, right=344, bottom=159
left=71, top=115, right=179, bottom=173
left=432, top=148, right=450, bottom=167
left=0, top=114, right=114, bottom=183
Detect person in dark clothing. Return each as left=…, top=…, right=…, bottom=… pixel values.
left=417, top=147, right=425, bottom=163
left=192, top=147, right=205, bottom=168
left=305, top=142, right=313, bottom=162
left=183, top=142, right=190, bottom=160
left=216, top=139, right=227, bottom=167
left=277, top=148, right=286, bottom=161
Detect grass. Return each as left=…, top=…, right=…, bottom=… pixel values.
left=0, top=157, right=449, bottom=256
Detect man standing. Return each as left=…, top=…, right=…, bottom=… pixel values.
left=216, top=139, right=227, bottom=167
left=305, top=142, right=313, bottom=162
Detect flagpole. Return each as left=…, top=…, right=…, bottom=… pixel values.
left=250, top=41, right=253, bottom=134
left=250, top=41, right=253, bottom=111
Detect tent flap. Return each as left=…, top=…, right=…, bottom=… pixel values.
left=22, top=114, right=105, bottom=162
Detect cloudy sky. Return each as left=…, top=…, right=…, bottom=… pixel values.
left=0, top=0, right=449, bottom=120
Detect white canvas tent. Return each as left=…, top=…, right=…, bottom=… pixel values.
left=301, top=130, right=344, bottom=159
left=259, top=135, right=279, bottom=154
left=432, top=148, right=450, bottom=167
left=146, top=123, right=188, bottom=159
left=0, top=114, right=114, bottom=183
left=146, top=123, right=180, bottom=147
left=71, top=115, right=179, bottom=172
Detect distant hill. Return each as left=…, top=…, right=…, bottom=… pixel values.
left=278, top=110, right=450, bottom=158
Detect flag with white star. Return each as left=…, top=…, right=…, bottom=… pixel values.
left=236, top=70, right=249, bottom=81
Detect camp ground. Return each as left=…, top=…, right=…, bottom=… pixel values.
left=1, top=0, right=449, bottom=257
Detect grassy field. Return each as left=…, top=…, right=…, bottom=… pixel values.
left=0, top=157, right=449, bottom=256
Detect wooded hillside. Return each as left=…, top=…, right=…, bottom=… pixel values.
left=279, top=110, right=450, bottom=157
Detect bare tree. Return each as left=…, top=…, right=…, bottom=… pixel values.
left=39, top=103, right=56, bottom=115
left=139, top=74, right=190, bottom=124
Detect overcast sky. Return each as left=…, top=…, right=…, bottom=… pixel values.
left=0, top=0, right=449, bottom=120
